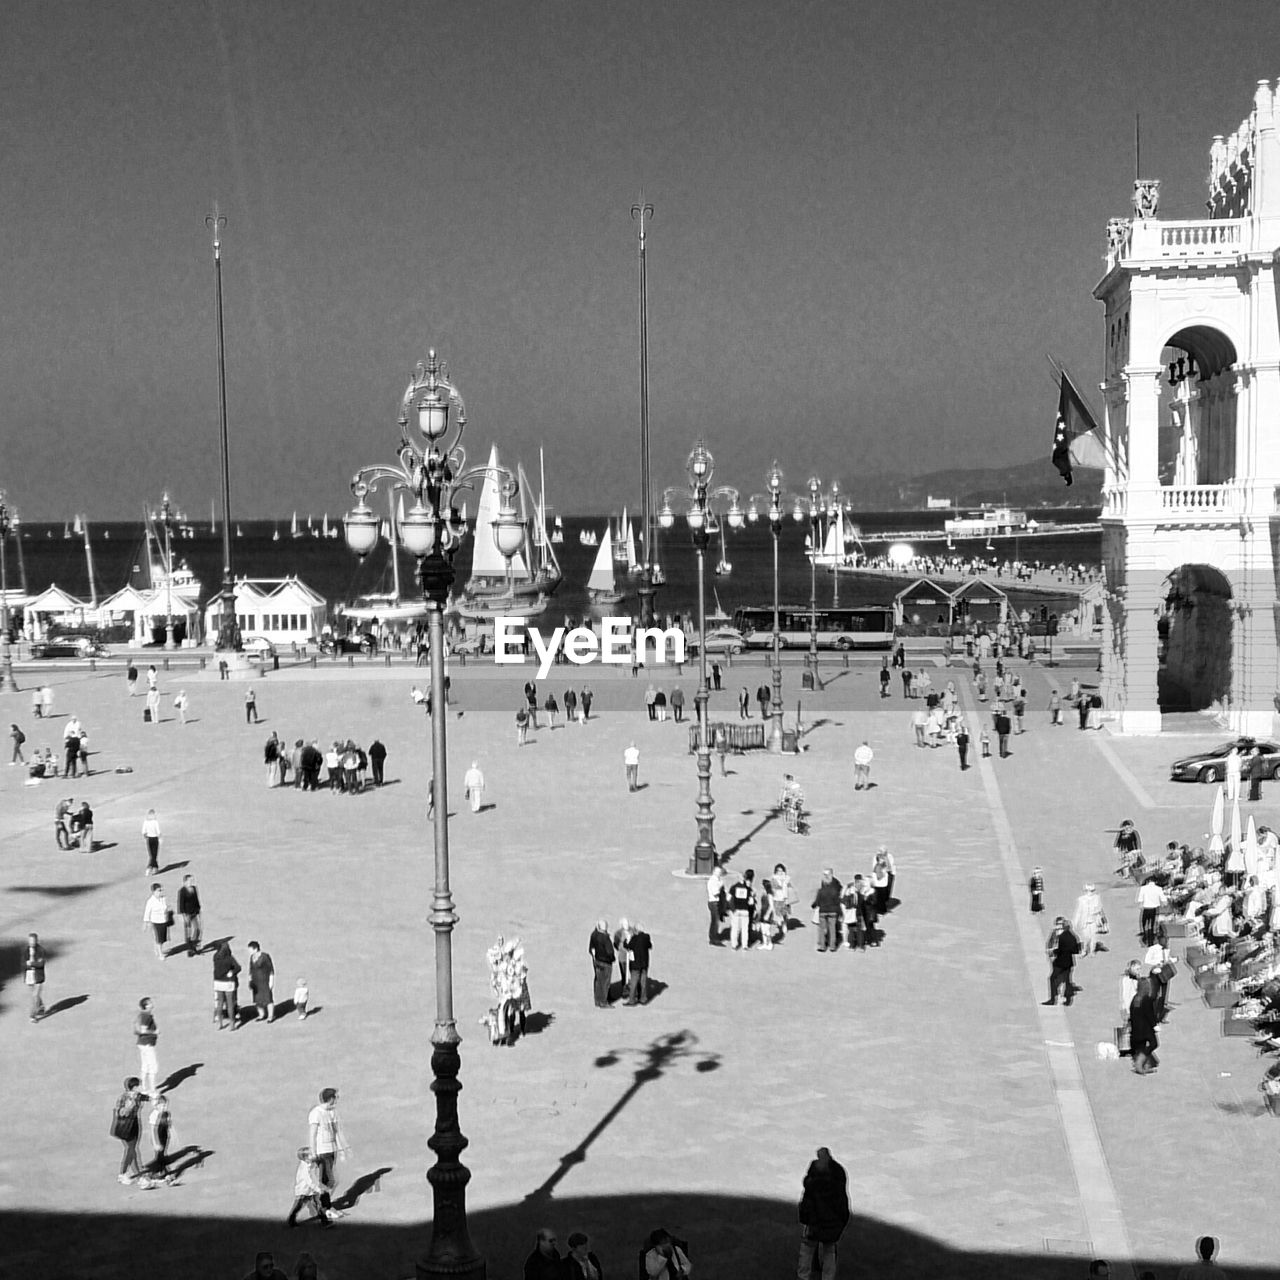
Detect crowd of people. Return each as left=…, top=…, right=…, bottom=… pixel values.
left=262, top=731, right=387, bottom=792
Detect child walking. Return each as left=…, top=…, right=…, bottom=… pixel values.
left=286, top=1147, right=334, bottom=1228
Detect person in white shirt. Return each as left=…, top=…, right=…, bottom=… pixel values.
left=852, top=741, right=874, bottom=790
left=624, top=743, right=640, bottom=792
left=463, top=761, right=485, bottom=813
left=306, top=1088, right=349, bottom=1215
left=1136, top=878, right=1167, bottom=947
left=142, top=884, right=170, bottom=961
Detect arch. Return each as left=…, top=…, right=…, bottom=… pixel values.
left=1158, top=322, right=1240, bottom=378
left=1157, top=563, right=1233, bottom=712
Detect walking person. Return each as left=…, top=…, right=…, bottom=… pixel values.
left=855, top=742, right=875, bottom=788
left=589, top=920, right=615, bottom=1008
left=545, top=691, right=560, bottom=729
left=249, top=941, right=276, bottom=1023
left=368, top=738, right=386, bottom=787
left=1044, top=916, right=1081, bottom=1005
left=524, top=680, right=538, bottom=728
left=41, top=684, right=54, bottom=719
left=148, top=1092, right=175, bottom=1184
left=142, top=883, right=171, bottom=961
left=112, top=1077, right=149, bottom=1187
left=24, top=932, right=47, bottom=1023
left=286, top=1147, right=333, bottom=1229
left=1129, top=969, right=1160, bottom=1074
left=515, top=705, right=529, bottom=745
left=172, top=690, right=189, bottom=725
left=706, top=864, right=728, bottom=945
left=1071, top=883, right=1107, bottom=956
left=1049, top=688, right=1063, bottom=725
left=879, top=658, right=891, bottom=699
left=142, top=808, right=162, bottom=875
left=245, top=686, right=259, bottom=724
left=307, top=1088, right=350, bottom=1214
left=10, top=722, right=26, bottom=766
left=212, top=940, right=242, bottom=1030
left=127, top=662, right=139, bottom=697
left=580, top=685, right=592, bottom=722
left=670, top=686, right=684, bottom=723
left=133, top=998, right=159, bottom=1098
left=812, top=868, right=843, bottom=953
left=1136, top=877, right=1167, bottom=947
left=463, top=761, right=485, bottom=813
left=564, top=688, right=578, bottom=724
left=738, top=686, right=750, bottom=719
left=1028, top=867, right=1045, bottom=914
left=624, top=742, right=640, bottom=791
left=624, top=921, right=652, bottom=1004
left=955, top=721, right=970, bottom=770
left=177, top=874, right=202, bottom=955
left=797, top=1146, right=850, bottom=1280
left=993, top=706, right=1012, bottom=758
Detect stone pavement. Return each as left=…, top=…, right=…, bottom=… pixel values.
left=1, top=655, right=1279, bottom=1279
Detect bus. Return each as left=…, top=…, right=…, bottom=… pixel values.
left=731, top=605, right=895, bottom=651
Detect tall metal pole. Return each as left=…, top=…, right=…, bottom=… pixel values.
left=208, top=207, right=237, bottom=650
left=690, top=525, right=716, bottom=873
left=769, top=519, right=783, bottom=752
left=0, top=499, right=17, bottom=693
left=632, top=196, right=656, bottom=629
left=807, top=481, right=820, bottom=689
left=162, top=496, right=175, bottom=650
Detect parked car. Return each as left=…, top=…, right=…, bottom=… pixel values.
left=240, top=635, right=277, bottom=662
left=31, top=636, right=107, bottom=659
left=687, top=627, right=746, bottom=655
left=449, top=634, right=485, bottom=657
left=319, top=632, right=376, bottom=655
left=1169, top=737, right=1280, bottom=783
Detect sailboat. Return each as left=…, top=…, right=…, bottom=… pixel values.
left=321, top=512, right=333, bottom=539
left=211, top=499, right=217, bottom=535
left=613, top=508, right=631, bottom=565
left=579, top=527, right=598, bottom=546
left=808, top=504, right=862, bottom=570
left=714, top=520, right=731, bottom=577
left=236, top=524, right=243, bottom=538
left=623, top=517, right=639, bottom=575
left=291, top=511, right=301, bottom=539
left=272, top=524, right=280, bottom=542
left=586, top=526, right=623, bottom=605
left=458, top=445, right=562, bottom=616
left=551, top=516, right=564, bottom=544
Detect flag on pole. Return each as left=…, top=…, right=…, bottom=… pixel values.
left=1051, top=369, right=1105, bottom=485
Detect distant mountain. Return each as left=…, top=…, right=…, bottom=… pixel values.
left=839, top=456, right=1102, bottom=510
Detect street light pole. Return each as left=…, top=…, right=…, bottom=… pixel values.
left=161, top=493, right=175, bottom=650
left=632, top=195, right=657, bottom=630
left=807, top=477, right=821, bottom=690
left=0, top=496, right=17, bottom=694
left=767, top=466, right=785, bottom=752
left=343, top=350, right=523, bottom=1280
left=207, top=207, right=238, bottom=651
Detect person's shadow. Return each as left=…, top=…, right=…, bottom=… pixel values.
left=332, top=1166, right=393, bottom=1211
left=41, top=994, right=89, bottom=1019
left=158, top=1063, right=203, bottom=1092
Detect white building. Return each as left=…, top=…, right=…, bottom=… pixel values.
left=1095, top=78, right=1280, bottom=734
left=203, top=577, right=327, bottom=647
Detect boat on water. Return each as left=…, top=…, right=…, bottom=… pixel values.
left=291, top=511, right=302, bottom=539
left=579, top=528, right=599, bottom=547
left=651, top=563, right=666, bottom=586
left=551, top=516, right=564, bottom=544
left=586, top=525, right=624, bottom=606
left=807, top=503, right=862, bottom=569
left=456, top=445, right=562, bottom=618
left=943, top=505, right=1028, bottom=536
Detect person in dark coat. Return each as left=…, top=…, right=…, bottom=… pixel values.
left=625, top=923, right=652, bottom=1005
left=523, top=1228, right=563, bottom=1280
left=368, top=738, right=387, bottom=787
left=1129, top=971, right=1160, bottom=1074
left=248, top=941, right=275, bottom=1022
left=212, top=941, right=242, bottom=1030
left=563, top=1231, right=603, bottom=1280
left=588, top=921, right=615, bottom=1009
left=993, top=708, right=1012, bottom=758
left=798, top=1147, right=850, bottom=1280
left=1044, top=917, right=1081, bottom=1006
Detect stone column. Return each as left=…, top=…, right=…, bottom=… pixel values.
left=1118, top=578, right=1163, bottom=734
left=1229, top=564, right=1279, bottom=736
left=1124, top=367, right=1163, bottom=515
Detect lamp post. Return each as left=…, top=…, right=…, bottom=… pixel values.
left=659, top=443, right=741, bottom=874
left=0, top=494, right=17, bottom=693
left=805, top=477, right=822, bottom=688
left=160, top=493, right=175, bottom=650
left=342, top=350, right=523, bottom=1280
left=631, top=195, right=657, bottom=629
left=207, top=207, right=239, bottom=652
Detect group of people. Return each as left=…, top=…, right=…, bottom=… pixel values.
left=808, top=857, right=897, bottom=953
left=263, top=732, right=388, bottom=792
left=515, top=681, right=595, bottom=741
left=588, top=918, right=655, bottom=1007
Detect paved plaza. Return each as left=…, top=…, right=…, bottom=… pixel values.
left=2, top=652, right=1280, bottom=1279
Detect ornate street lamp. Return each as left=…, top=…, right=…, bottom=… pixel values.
left=0, top=493, right=17, bottom=693
left=660, top=443, right=742, bottom=873
left=160, top=493, right=176, bottom=650
left=342, top=349, right=524, bottom=1280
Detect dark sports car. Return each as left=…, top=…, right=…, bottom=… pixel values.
left=1169, top=737, right=1280, bottom=783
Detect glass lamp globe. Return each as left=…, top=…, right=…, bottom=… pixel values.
left=727, top=501, right=744, bottom=529
left=399, top=501, right=437, bottom=558
left=687, top=442, right=713, bottom=486
left=492, top=493, right=526, bottom=560
left=343, top=501, right=380, bottom=558
left=687, top=504, right=706, bottom=532
left=418, top=389, right=449, bottom=441
left=658, top=503, right=675, bottom=530
left=767, top=462, right=784, bottom=494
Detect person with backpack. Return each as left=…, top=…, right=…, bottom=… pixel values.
left=9, top=722, right=25, bottom=765
left=111, top=1077, right=151, bottom=1187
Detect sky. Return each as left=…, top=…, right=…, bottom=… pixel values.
left=4, top=0, right=1280, bottom=518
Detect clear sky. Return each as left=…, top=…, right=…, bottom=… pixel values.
left=4, top=0, right=1280, bottom=518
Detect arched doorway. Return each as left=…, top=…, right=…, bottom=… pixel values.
left=1156, top=325, right=1239, bottom=487
left=1157, top=564, right=1232, bottom=712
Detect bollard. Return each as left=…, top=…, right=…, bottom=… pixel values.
left=802, top=670, right=815, bottom=691
left=199, top=657, right=207, bottom=671
left=310, top=655, right=317, bottom=669
left=384, top=653, right=391, bottom=668
left=347, top=654, right=354, bottom=668
left=89, top=659, right=96, bottom=673
left=163, top=657, right=170, bottom=671
left=842, top=652, right=849, bottom=669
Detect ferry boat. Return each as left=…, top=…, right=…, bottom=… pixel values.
left=943, top=505, right=1029, bottom=536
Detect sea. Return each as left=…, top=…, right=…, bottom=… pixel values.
left=9, top=509, right=1102, bottom=627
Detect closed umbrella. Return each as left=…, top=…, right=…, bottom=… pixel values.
left=1211, top=785, right=1225, bottom=838
left=1245, top=815, right=1260, bottom=880
left=1227, top=797, right=1245, bottom=877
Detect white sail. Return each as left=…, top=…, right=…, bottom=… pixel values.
left=211, top=499, right=217, bottom=534
left=291, top=511, right=300, bottom=538
left=469, top=446, right=530, bottom=583
left=587, top=527, right=617, bottom=594
left=322, top=512, right=331, bottom=538
left=625, top=519, right=638, bottom=572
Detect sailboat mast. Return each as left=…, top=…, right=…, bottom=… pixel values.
left=389, top=488, right=402, bottom=601
left=82, top=519, right=98, bottom=609
left=631, top=193, right=656, bottom=626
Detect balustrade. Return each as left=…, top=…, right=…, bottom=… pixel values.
left=1106, top=218, right=1244, bottom=269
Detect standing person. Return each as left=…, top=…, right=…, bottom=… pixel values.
left=523, top=680, right=538, bottom=729
left=797, top=1146, right=850, bottom=1280
left=653, top=688, right=667, bottom=722
left=714, top=725, right=729, bottom=777
left=645, top=682, right=657, bottom=721
left=623, top=742, right=640, bottom=792
left=142, top=808, right=162, bottom=875
left=71, top=799, right=95, bottom=851
left=711, top=660, right=722, bottom=690
left=1136, top=876, right=1167, bottom=947
left=756, top=684, right=771, bottom=719
left=10, top=722, right=26, bottom=765
left=564, top=1231, right=604, bottom=1280
left=24, top=932, right=47, bottom=1023
left=463, top=761, right=485, bottom=813
left=286, top=1147, right=333, bottom=1229
left=1224, top=746, right=1242, bottom=802
left=524, top=1229, right=564, bottom=1280
left=545, top=690, right=560, bottom=729
left=727, top=870, right=756, bottom=952
left=993, top=707, right=1012, bottom=758
left=1247, top=745, right=1265, bottom=803
left=245, top=686, right=259, bottom=724
left=625, top=921, right=652, bottom=1004
left=515, top=705, right=529, bottom=746
left=706, top=864, right=728, bottom=945
left=580, top=685, right=593, bottom=722
left=265, top=732, right=283, bottom=787
left=901, top=667, right=913, bottom=699
left=127, top=663, right=139, bottom=697
left=911, top=705, right=928, bottom=748
left=738, top=687, right=750, bottom=719
left=133, top=998, right=159, bottom=1098
left=670, top=686, right=684, bottom=723
left=1028, top=867, right=1045, bottom=914
left=1114, top=820, right=1144, bottom=880
left=146, top=684, right=162, bottom=725
left=564, top=688, right=578, bottom=724
left=63, top=720, right=81, bottom=779
left=249, top=941, right=276, bottom=1023
left=643, top=1229, right=692, bottom=1279
left=756, top=880, right=779, bottom=949
left=173, top=689, right=189, bottom=725
left=32, top=687, right=44, bottom=720
left=812, top=868, right=843, bottom=953
left=143, top=883, right=170, bottom=961
left=177, top=874, right=202, bottom=955
left=1129, top=970, right=1160, bottom=1074
left=147, top=1092, right=175, bottom=1184
left=612, top=918, right=632, bottom=996
left=212, top=940, right=242, bottom=1030
left=589, top=920, right=615, bottom=1009
left=112, top=1077, right=149, bottom=1187
left=1044, top=917, right=1081, bottom=1006
left=307, top=1088, right=350, bottom=1213
left=1012, top=691, right=1026, bottom=734
left=41, top=684, right=54, bottom=719
left=870, top=851, right=893, bottom=915
left=852, top=740, right=873, bottom=790
left=146, top=664, right=158, bottom=695
left=368, top=738, right=387, bottom=787
left=1071, top=883, right=1107, bottom=956
left=772, top=862, right=796, bottom=938
left=1049, top=688, right=1063, bottom=725
left=955, top=720, right=971, bottom=770
left=879, top=658, right=891, bottom=699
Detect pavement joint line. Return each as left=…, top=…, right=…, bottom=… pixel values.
left=1092, top=734, right=1158, bottom=811
left=960, top=680, right=1135, bottom=1275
